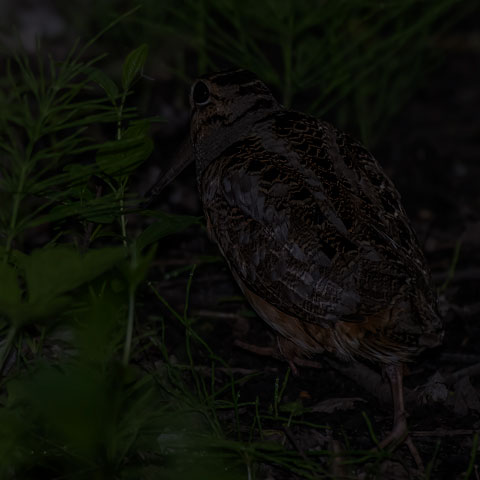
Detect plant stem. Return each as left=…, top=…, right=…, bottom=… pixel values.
left=122, top=247, right=137, bottom=366
left=464, top=433, right=478, bottom=480
left=282, top=0, right=294, bottom=108
left=440, top=239, right=461, bottom=292
left=196, top=0, right=207, bottom=73
left=0, top=325, right=17, bottom=375
left=117, top=92, right=128, bottom=248
left=4, top=164, right=27, bottom=260
left=122, top=284, right=135, bottom=366
left=119, top=193, right=128, bottom=248
left=117, top=91, right=127, bottom=141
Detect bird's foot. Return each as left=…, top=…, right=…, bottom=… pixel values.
left=376, top=364, right=425, bottom=471
left=376, top=413, right=424, bottom=471
left=377, top=411, right=408, bottom=450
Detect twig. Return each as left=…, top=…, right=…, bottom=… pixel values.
left=440, top=353, right=480, bottom=365
left=282, top=426, right=309, bottom=462
left=233, top=339, right=411, bottom=406
left=329, top=436, right=351, bottom=479
left=153, top=257, right=213, bottom=268
left=193, top=310, right=245, bottom=321
left=193, top=365, right=276, bottom=375
left=322, top=357, right=402, bottom=406
left=411, top=429, right=480, bottom=437
left=443, top=362, right=480, bottom=385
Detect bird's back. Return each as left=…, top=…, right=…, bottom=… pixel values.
left=199, top=108, right=443, bottom=363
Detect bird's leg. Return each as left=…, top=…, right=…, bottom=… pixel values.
left=276, top=337, right=300, bottom=376
left=379, top=364, right=424, bottom=470
left=379, top=364, right=407, bottom=448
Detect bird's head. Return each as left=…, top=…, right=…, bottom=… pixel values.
left=189, top=69, right=281, bottom=174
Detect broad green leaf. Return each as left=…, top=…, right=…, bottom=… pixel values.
left=11, top=297, right=72, bottom=326
left=122, top=245, right=157, bottom=290
left=0, top=263, right=21, bottom=302
left=136, top=211, right=200, bottom=252
left=87, top=66, right=119, bottom=104
left=74, top=295, right=124, bottom=363
left=122, top=44, right=148, bottom=91
left=63, top=163, right=96, bottom=184
left=0, top=409, right=30, bottom=473
left=6, top=363, right=111, bottom=458
left=44, top=196, right=119, bottom=225
left=0, top=263, right=21, bottom=316
left=124, top=118, right=151, bottom=140
left=96, top=123, right=153, bottom=178
left=19, top=245, right=125, bottom=305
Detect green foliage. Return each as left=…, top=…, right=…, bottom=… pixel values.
left=0, top=18, right=305, bottom=476
left=0, top=50, right=112, bottom=252
left=54, top=1, right=476, bottom=146
left=96, top=120, right=153, bottom=178
left=126, top=0, right=469, bottom=144
left=0, top=19, right=240, bottom=479
left=136, top=211, right=200, bottom=253
left=122, top=43, right=149, bottom=91
left=0, top=245, right=125, bottom=326
left=0, top=31, right=161, bottom=372
left=0, top=296, right=244, bottom=479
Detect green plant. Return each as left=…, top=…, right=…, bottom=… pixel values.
left=128, top=0, right=470, bottom=144
left=0, top=15, right=222, bottom=479
left=0, top=14, right=148, bottom=361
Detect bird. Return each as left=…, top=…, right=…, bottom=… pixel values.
left=159, top=68, right=444, bottom=465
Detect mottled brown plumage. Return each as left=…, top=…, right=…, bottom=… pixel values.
left=191, top=70, right=442, bottom=362
left=165, top=69, right=444, bottom=464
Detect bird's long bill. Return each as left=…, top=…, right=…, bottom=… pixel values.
left=145, top=134, right=195, bottom=202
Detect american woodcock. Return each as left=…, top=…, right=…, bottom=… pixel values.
left=161, top=69, right=444, bottom=463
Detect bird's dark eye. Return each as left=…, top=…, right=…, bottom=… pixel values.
left=192, top=81, right=210, bottom=105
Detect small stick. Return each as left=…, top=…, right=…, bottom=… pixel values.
left=411, top=429, right=480, bottom=438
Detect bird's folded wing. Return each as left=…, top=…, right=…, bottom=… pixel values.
left=200, top=114, right=432, bottom=326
